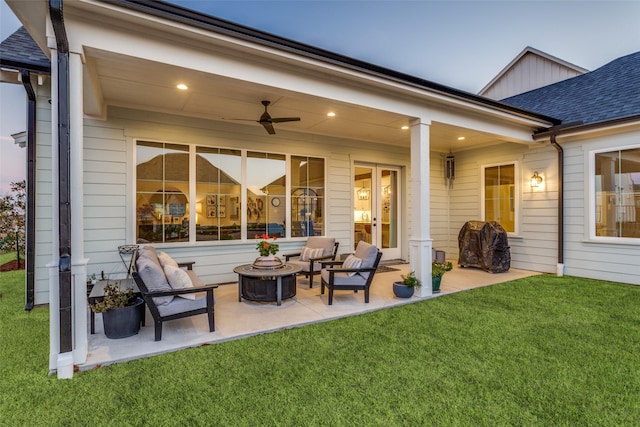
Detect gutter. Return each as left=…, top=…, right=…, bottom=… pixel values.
left=49, top=0, right=73, bottom=355
left=550, top=134, right=564, bottom=276
left=20, top=69, right=36, bottom=311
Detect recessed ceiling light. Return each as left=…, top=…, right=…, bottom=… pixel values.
left=176, top=83, right=188, bottom=90
left=327, top=112, right=336, bottom=117
left=457, top=136, right=465, bottom=140
left=401, top=125, right=409, bottom=130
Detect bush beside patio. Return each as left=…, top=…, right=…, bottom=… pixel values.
left=1, top=264, right=639, bottom=425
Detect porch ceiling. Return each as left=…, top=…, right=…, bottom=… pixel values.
left=84, top=49, right=518, bottom=152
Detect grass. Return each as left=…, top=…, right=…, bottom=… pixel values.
left=1, top=269, right=639, bottom=426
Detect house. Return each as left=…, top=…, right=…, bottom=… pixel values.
left=1, top=0, right=637, bottom=378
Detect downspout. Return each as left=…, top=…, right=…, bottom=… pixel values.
left=49, top=0, right=73, bottom=354
left=20, top=69, right=36, bottom=311
left=550, top=134, right=564, bottom=276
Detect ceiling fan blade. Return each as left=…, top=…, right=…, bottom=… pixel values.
left=271, top=117, right=301, bottom=123
left=262, top=122, right=276, bottom=134
left=220, top=117, right=258, bottom=122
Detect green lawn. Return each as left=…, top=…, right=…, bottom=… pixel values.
left=1, top=268, right=639, bottom=426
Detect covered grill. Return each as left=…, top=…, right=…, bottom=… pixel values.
left=458, top=221, right=510, bottom=273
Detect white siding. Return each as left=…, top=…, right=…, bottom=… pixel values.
left=562, top=130, right=640, bottom=285
left=34, top=85, right=52, bottom=306
left=436, top=142, right=558, bottom=273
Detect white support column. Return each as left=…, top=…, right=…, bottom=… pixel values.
left=409, top=119, right=433, bottom=297
left=70, top=51, right=88, bottom=366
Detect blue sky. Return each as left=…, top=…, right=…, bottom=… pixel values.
left=2, top=0, right=639, bottom=193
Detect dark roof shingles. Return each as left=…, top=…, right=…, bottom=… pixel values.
left=502, top=51, right=640, bottom=125
left=0, top=27, right=50, bottom=72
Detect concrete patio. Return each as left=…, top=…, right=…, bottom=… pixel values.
left=82, top=262, right=541, bottom=370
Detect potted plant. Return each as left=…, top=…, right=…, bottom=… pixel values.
left=90, top=282, right=143, bottom=339
left=432, top=261, right=453, bottom=293
left=393, top=270, right=421, bottom=298
left=253, top=234, right=282, bottom=268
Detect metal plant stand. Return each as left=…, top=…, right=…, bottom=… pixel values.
left=118, top=245, right=139, bottom=278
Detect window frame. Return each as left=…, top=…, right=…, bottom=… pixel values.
left=133, top=138, right=326, bottom=245
left=480, top=161, right=519, bottom=236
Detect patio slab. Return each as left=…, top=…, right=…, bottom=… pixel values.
left=82, top=263, right=540, bottom=370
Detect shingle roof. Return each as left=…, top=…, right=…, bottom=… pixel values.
left=502, top=51, right=640, bottom=125
left=0, top=26, right=50, bottom=73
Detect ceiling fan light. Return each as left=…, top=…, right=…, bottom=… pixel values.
left=176, top=83, right=188, bottom=90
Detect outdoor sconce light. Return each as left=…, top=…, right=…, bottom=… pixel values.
left=357, top=187, right=370, bottom=200
left=530, top=171, right=543, bottom=188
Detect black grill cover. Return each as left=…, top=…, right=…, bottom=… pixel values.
left=458, top=221, right=510, bottom=273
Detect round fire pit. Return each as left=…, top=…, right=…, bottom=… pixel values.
left=234, top=263, right=303, bottom=306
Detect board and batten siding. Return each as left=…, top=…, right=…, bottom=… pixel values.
left=435, top=142, right=558, bottom=274
left=562, top=130, right=640, bottom=285
left=482, top=52, right=585, bottom=100
left=79, top=107, right=411, bottom=287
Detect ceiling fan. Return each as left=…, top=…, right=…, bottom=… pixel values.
left=223, top=100, right=301, bottom=135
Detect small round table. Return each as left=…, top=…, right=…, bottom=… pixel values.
left=234, top=263, right=302, bottom=306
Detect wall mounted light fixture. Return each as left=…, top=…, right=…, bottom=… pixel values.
left=530, top=171, right=543, bottom=188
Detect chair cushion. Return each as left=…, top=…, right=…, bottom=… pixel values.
left=321, top=269, right=366, bottom=286
left=157, top=294, right=208, bottom=317
left=287, top=259, right=322, bottom=273
left=354, top=241, right=378, bottom=268
left=136, top=255, right=174, bottom=306
left=158, top=252, right=179, bottom=269
left=300, top=246, right=324, bottom=262
left=164, top=265, right=195, bottom=300
left=305, top=237, right=336, bottom=256
left=342, top=254, right=362, bottom=277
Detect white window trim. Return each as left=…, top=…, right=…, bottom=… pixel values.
left=587, top=144, right=640, bottom=243
left=480, top=161, right=519, bottom=236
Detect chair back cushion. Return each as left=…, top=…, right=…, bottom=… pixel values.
left=305, top=237, right=336, bottom=256
left=164, top=265, right=196, bottom=300
left=354, top=241, right=378, bottom=268
left=136, top=247, right=174, bottom=306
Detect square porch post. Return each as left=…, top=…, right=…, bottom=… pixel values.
left=409, top=119, right=433, bottom=297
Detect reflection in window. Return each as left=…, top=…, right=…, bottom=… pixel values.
left=292, top=156, right=325, bottom=236
left=136, top=141, right=325, bottom=243
left=196, top=147, right=242, bottom=241
left=484, top=164, right=515, bottom=232
left=247, top=152, right=286, bottom=238
left=136, top=141, right=189, bottom=243
left=595, top=148, right=640, bottom=238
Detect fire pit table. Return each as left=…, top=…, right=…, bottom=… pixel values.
left=234, top=263, right=302, bottom=306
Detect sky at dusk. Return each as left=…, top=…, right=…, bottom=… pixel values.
left=1, top=0, right=639, bottom=194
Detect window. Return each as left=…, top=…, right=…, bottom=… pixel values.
left=135, top=141, right=325, bottom=243
left=136, top=141, right=190, bottom=243
left=291, top=156, right=325, bottom=237
left=594, top=148, right=640, bottom=238
left=483, top=163, right=516, bottom=233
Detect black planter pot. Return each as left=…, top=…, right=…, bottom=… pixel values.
left=393, top=282, right=415, bottom=298
left=102, top=298, right=144, bottom=339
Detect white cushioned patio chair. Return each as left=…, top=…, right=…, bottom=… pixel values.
left=284, top=236, right=339, bottom=288
left=320, top=240, right=382, bottom=305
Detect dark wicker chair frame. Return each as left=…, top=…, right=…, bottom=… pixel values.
left=132, top=261, right=217, bottom=341
left=320, top=251, right=382, bottom=305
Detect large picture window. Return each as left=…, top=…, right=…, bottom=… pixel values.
left=594, top=148, right=640, bottom=238
left=483, top=163, right=516, bottom=233
left=135, top=141, right=325, bottom=243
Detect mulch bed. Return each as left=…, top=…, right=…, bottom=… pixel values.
left=0, top=260, right=25, bottom=272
